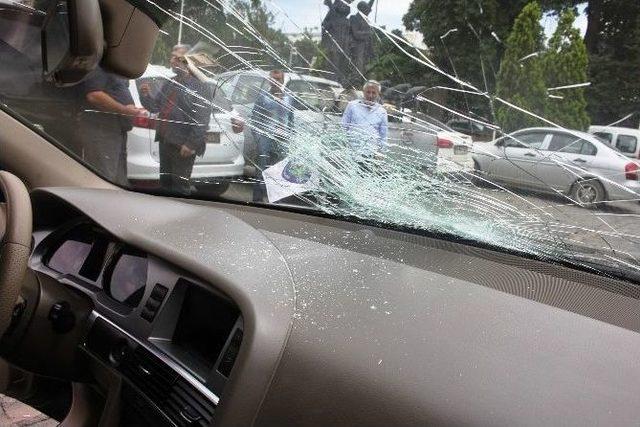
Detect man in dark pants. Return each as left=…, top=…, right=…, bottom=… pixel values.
left=77, top=67, right=145, bottom=186
left=249, top=69, right=294, bottom=202
left=139, top=44, right=210, bottom=195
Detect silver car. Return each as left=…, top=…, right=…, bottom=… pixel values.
left=472, top=127, right=640, bottom=204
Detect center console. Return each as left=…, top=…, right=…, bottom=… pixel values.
left=84, top=278, right=243, bottom=426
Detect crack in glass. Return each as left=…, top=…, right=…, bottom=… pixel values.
left=2, top=0, right=640, bottom=282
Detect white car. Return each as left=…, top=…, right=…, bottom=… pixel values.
left=126, top=65, right=245, bottom=185
left=589, top=125, right=640, bottom=159
left=215, top=70, right=342, bottom=158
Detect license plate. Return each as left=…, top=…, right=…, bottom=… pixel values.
left=206, top=132, right=221, bottom=144
left=454, top=145, right=469, bottom=155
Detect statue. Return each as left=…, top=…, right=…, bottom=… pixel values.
left=321, top=0, right=354, bottom=84
left=349, top=0, right=375, bottom=76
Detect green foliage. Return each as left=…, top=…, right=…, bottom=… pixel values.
left=586, top=0, right=640, bottom=126
left=292, top=31, right=320, bottom=68
left=229, top=0, right=291, bottom=69
left=150, top=0, right=231, bottom=66
left=402, top=0, right=581, bottom=121
left=149, top=0, right=291, bottom=71
left=403, top=0, right=525, bottom=90
left=543, top=9, right=590, bottom=130
left=368, top=30, right=432, bottom=84
left=495, top=2, right=548, bottom=132
left=402, top=0, right=549, bottom=119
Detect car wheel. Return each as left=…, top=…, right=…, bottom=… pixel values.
left=570, top=179, right=605, bottom=206
left=470, top=161, right=487, bottom=186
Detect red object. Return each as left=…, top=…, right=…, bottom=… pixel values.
left=625, top=162, right=639, bottom=180
left=132, top=114, right=155, bottom=129
left=231, top=117, right=244, bottom=134
left=436, top=137, right=454, bottom=149
left=157, top=89, right=178, bottom=136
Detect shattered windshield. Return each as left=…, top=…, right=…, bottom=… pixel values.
left=2, top=0, right=640, bottom=282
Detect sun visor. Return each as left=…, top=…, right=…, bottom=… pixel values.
left=99, top=0, right=175, bottom=78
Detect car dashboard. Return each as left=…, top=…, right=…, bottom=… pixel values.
left=10, top=186, right=640, bottom=426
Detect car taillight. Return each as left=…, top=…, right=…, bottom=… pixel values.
left=133, top=114, right=155, bottom=129
left=625, top=162, right=639, bottom=180
left=231, top=117, right=244, bottom=134
left=436, top=137, right=454, bottom=149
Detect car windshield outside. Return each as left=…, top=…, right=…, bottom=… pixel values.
left=2, top=0, right=640, bottom=283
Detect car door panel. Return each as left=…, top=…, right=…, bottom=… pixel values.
left=492, top=132, right=549, bottom=188
left=537, top=133, right=596, bottom=192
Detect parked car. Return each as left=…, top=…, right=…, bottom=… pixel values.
left=127, top=65, right=245, bottom=187
left=589, top=125, right=640, bottom=159
left=447, top=118, right=494, bottom=142
left=216, top=69, right=342, bottom=123
left=215, top=70, right=341, bottom=161
left=472, top=127, right=640, bottom=204
left=385, top=109, right=474, bottom=172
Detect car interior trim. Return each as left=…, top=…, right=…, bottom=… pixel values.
left=85, top=310, right=221, bottom=405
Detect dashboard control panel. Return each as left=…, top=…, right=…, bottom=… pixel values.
left=31, top=220, right=244, bottom=426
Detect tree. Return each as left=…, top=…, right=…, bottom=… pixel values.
left=402, top=0, right=581, bottom=120
left=403, top=0, right=526, bottom=89
left=368, top=30, right=432, bottom=84
left=543, top=9, right=590, bottom=130
left=584, top=0, right=640, bottom=126
left=150, top=0, right=231, bottom=66
left=495, top=2, right=548, bottom=132
left=228, top=0, right=291, bottom=69
left=292, top=31, right=320, bottom=68
left=148, top=0, right=292, bottom=71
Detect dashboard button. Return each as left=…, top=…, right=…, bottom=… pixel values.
left=140, top=308, right=155, bottom=322
left=150, top=284, right=168, bottom=301
left=144, top=298, right=162, bottom=312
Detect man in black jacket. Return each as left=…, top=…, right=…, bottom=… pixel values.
left=140, top=44, right=210, bottom=195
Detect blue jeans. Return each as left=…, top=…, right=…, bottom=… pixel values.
left=253, top=135, right=279, bottom=201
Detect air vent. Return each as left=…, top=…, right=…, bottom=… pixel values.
left=164, top=378, right=215, bottom=427
left=119, top=347, right=178, bottom=404
left=119, top=347, right=216, bottom=426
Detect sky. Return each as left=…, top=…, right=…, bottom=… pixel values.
left=267, top=0, right=415, bottom=34
left=266, top=0, right=588, bottom=39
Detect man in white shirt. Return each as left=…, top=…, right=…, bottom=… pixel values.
left=341, top=80, right=388, bottom=157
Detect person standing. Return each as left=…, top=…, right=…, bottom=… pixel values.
left=342, top=80, right=388, bottom=160
left=139, top=44, right=210, bottom=195
left=249, top=69, right=294, bottom=202
left=77, top=67, right=145, bottom=186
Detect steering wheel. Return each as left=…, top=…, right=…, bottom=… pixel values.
left=0, top=171, right=32, bottom=336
